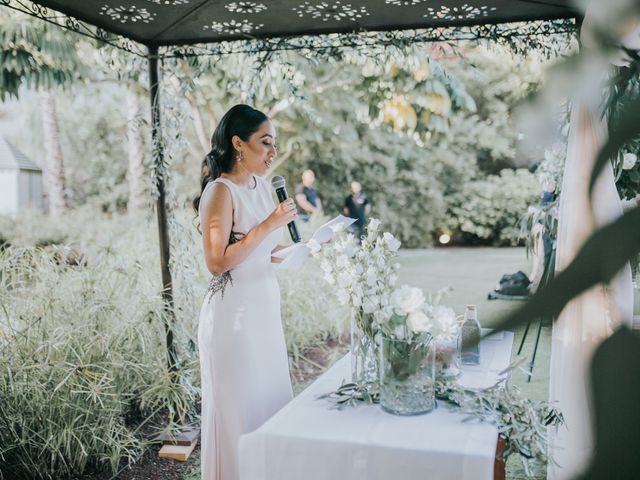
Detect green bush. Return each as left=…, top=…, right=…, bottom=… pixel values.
left=447, top=169, right=540, bottom=245
left=0, top=208, right=348, bottom=478
left=0, top=246, right=197, bottom=479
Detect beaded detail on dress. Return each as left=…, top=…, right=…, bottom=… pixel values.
left=206, top=230, right=246, bottom=303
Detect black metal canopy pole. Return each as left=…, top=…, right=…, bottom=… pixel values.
left=148, top=43, right=178, bottom=373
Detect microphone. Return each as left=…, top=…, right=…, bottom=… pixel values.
left=271, top=175, right=301, bottom=243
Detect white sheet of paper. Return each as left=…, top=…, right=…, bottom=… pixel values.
left=272, top=215, right=357, bottom=270
left=276, top=244, right=310, bottom=269
left=309, top=215, right=357, bottom=244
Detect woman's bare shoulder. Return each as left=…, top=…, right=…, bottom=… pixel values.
left=201, top=180, right=232, bottom=214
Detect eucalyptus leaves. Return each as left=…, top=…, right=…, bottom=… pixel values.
left=322, top=364, right=563, bottom=476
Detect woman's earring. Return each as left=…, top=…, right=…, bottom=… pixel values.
left=237, top=150, right=243, bottom=162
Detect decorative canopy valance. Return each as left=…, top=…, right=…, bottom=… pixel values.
left=26, top=1, right=579, bottom=46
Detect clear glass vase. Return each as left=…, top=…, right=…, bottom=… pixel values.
left=435, top=337, right=461, bottom=379
left=379, top=335, right=435, bottom=415
left=350, top=311, right=378, bottom=384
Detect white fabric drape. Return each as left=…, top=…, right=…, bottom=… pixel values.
left=547, top=71, right=634, bottom=480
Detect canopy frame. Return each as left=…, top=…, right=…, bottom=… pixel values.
left=1, top=0, right=581, bottom=372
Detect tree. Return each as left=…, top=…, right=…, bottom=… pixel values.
left=0, top=12, right=82, bottom=215
left=40, top=90, right=67, bottom=214
left=126, top=87, right=147, bottom=213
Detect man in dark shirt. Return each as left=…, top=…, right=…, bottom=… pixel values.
left=344, top=181, right=370, bottom=241
left=295, top=169, right=322, bottom=221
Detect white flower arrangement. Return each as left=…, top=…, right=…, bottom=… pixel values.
left=313, top=218, right=399, bottom=310
left=313, top=217, right=459, bottom=345
left=312, top=218, right=401, bottom=340
left=381, top=285, right=460, bottom=343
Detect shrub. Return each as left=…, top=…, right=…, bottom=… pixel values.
left=0, top=246, right=198, bottom=479
left=0, top=208, right=348, bottom=478
left=447, top=169, right=540, bottom=245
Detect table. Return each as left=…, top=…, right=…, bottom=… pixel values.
left=240, top=330, right=514, bottom=480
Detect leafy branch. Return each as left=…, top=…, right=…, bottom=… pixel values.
left=319, top=364, right=563, bottom=477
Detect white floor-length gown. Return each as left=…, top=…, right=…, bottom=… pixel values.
left=198, top=176, right=293, bottom=480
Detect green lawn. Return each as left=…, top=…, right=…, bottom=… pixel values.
left=399, top=247, right=551, bottom=479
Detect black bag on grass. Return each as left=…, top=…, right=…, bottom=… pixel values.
left=496, top=270, right=531, bottom=296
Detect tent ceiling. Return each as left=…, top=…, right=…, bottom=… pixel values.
left=31, top=0, right=580, bottom=47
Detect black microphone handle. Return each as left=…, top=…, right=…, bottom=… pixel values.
left=275, top=187, right=301, bottom=243
left=287, top=220, right=301, bottom=244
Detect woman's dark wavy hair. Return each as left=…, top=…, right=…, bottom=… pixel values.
left=192, top=104, right=268, bottom=215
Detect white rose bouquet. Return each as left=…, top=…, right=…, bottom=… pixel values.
left=378, top=285, right=431, bottom=342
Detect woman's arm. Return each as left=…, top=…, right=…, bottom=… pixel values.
left=201, top=183, right=296, bottom=275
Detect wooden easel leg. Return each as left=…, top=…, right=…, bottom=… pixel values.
left=494, top=435, right=506, bottom=480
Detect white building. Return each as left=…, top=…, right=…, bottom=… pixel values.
left=0, top=137, right=43, bottom=216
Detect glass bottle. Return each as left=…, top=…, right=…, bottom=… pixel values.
left=460, top=304, right=481, bottom=365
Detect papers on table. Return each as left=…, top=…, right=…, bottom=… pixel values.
left=272, top=215, right=356, bottom=270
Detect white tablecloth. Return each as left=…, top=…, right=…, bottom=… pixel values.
left=239, top=331, right=514, bottom=480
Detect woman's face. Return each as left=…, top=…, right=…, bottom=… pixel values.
left=234, top=120, right=277, bottom=176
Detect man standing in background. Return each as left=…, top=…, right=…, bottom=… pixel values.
left=295, top=169, right=322, bottom=221
left=344, top=181, right=370, bottom=242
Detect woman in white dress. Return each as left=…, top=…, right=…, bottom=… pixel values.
left=193, top=105, right=296, bottom=480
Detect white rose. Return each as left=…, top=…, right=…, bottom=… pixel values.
left=383, top=232, right=401, bottom=252
left=368, top=218, right=381, bottom=232
left=407, top=309, right=433, bottom=334
left=623, top=152, right=637, bottom=170
left=330, top=223, right=345, bottom=233
left=323, top=272, right=335, bottom=285
left=432, top=305, right=459, bottom=342
left=390, top=285, right=425, bottom=316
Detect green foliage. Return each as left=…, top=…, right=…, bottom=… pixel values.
left=163, top=43, right=559, bottom=247
left=0, top=11, right=83, bottom=98
left=443, top=45, right=547, bottom=174
left=0, top=207, right=349, bottom=477
left=3, top=82, right=145, bottom=210
left=0, top=246, right=171, bottom=478
left=60, top=83, right=136, bottom=206
left=607, top=65, right=640, bottom=200
left=279, top=264, right=349, bottom=364
left=1, top=32, right=565, bottom=247
left=447, top=169, right=540, bottom=245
